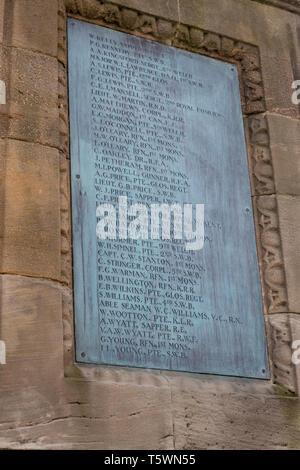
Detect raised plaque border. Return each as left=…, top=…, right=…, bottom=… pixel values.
left=57, top=0, right=294, bottom=392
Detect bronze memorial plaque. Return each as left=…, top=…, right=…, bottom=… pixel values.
left=68, top=18, right=269, bottom=378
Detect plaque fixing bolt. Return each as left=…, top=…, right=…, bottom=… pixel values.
left=81, top=352, right=86, bottom=358
left=76, top=174, right=80, bottom=179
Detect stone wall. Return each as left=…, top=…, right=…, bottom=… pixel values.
left=0, top=0, right=300, bottom=449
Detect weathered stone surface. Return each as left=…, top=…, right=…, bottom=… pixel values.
left=0, top=0, right=4, bottom=45
left=178, top=0, right=297, bottom=42
left=267, top=114, right=300, bottom=196
left=170, top=372, right=300, bottom=449
left=189, top=27, right=204, bottom=47
left=60, top=155, right=72, bottom=286
left=0, top=44, right=58, bottom=109
left=120, top=7, right=138, bottom=30
left=0, top=275, right=65, bottom=435
left=0, top=139, right=61, bottom=279
left=61, top=377, right=173, bottom=450
left=178, top=0, right=267, bottom=40
left=156, top=18, right=175, bottom=40
left=262, top=50, right=299, bottom=119
left=258, top=0, right=300, bottom=14
left=277, top=196, right=300, bottom=313
left=247, top=114, right=275, bottom=196
left=253, top=195, right=288, bottom=314
left=268, top=313, right=300, bottom=394
left=0, top=376, right=173, bottom=449
left=113, top=0, right=179, bottom=21
left=0, top=279, right=173, bottom=449
left=0, top=102, right=60, bottom=148
left=3, top=0, right=58, bottom=56
left=178, top=0, right=300, bottom=118
left=0, top=44, right=59, bottom=147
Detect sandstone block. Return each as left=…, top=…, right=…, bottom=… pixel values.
left=168, top=372, right=300, bottom=449
left=0, top=139, right=61, bottom=279
left=0, top=44, right=59, bottom=147
left=277, top=195, right=300, bottom=313
left=267, top=114, right=300, bottom=196
left=0, top=275, right=64, bottom=434
left=268, top=313, right=300, bottom=395
left=113, top=0, right=179, bottom=21
left=0, top=44, right=58, bottom=109
left=4, top=0, right=58, bottom=57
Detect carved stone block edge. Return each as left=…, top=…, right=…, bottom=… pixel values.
left=268, top=313, right=300, bottom=394
left=247, top=114, right=275, bottom=196
left=253, top=194, right=288, bottom=314
left=62, top=285, right=74, bottom=373
left=254, top=0, right=300, bottom=15
left=58, top=1, right=72, bottom=288
left=246, top=114, right=289, bottom=314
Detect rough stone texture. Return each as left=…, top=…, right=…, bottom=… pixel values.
left=0, top=0, right=4, bottom=45
left=107, top=0, right=179, bottom=21
left=0, top=44, right=59, bottom=148
left=170, top=372, right=300, bottom=449
left=277, top=196, right=300, bottom=313
left=0, top=278, right=299, bottom=451
left=0, top=275, right=65, bottom=444
left=1, top=371, right=174, bottom=449
left=0, top=139, right=61, bottom=279
left=252, top=195, right=288, bottom=314
left=62, top=377, right=173, bottom=450
left=0, top=102, right=60, bottom=149
left=176, top=0, right=300, bottom=119
left=1, top=0, right=58, bottom=56
left=256, top=0, right=300, bottom=13
left=60, top=155, right=72, bottom=286
left=0, top=274, right=173, bottom=449
left=247, top=114, right=275, bottom=196
left=0, top=44, right=58, bottom=109
left=268, top=314, right=300, bottom=394
left=267, top=114, right=300, bottom=196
